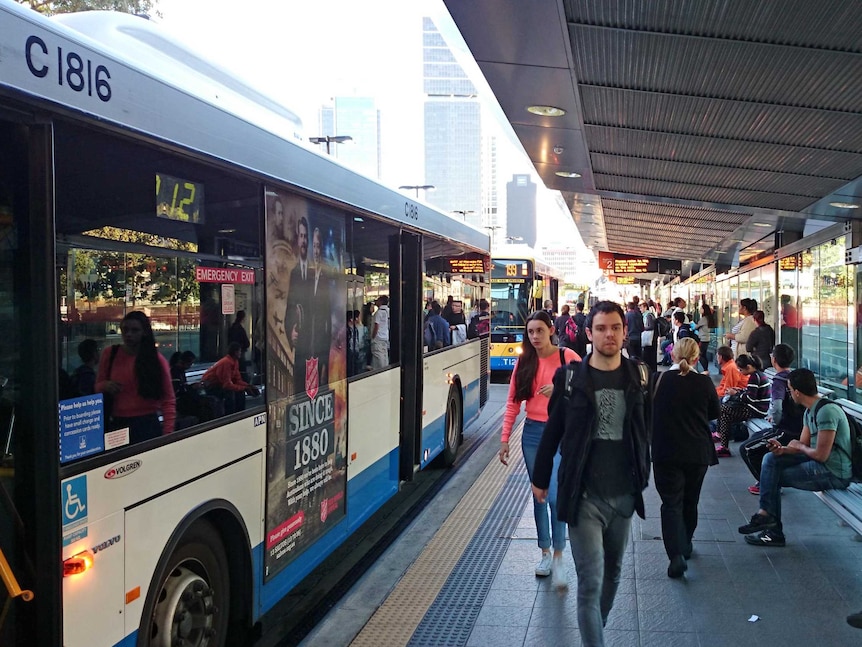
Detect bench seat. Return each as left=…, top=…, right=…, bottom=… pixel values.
left=815, top=483, right=862, bottom=536
left=815, top=398, right=862, bottom=537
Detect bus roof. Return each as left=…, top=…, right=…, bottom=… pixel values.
left=0, top=2, right=490, bottom=254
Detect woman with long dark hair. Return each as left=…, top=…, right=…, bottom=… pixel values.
left=499, top=310, right=580, bottom=589
left=652, top=337, right=720, bottom=578
left=96, top=311, right=176, bottom=444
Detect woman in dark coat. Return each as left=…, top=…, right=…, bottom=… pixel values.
left=652, top=337, right=720, bottom=578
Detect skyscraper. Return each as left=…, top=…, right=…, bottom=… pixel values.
left=422, top=17, right=482, bottom=228
left=506, top=174, right=537, bottom=247
left=317, top=97, right=381, bottom=179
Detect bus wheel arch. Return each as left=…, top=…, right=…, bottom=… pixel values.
left=137, top=502, right=253, bottom=647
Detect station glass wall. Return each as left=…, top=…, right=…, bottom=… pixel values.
left=713, top=234, right=857, bottom=402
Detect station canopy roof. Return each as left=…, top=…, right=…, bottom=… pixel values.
left=443, top=0, right=862, bottom=275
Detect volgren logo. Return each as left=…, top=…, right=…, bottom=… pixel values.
left=104, top=460, right=142, bottom=479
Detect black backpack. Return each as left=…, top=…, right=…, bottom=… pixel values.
left=774, top=374, right=804, bottom=437
left=812, top=399, right=862, bottom=482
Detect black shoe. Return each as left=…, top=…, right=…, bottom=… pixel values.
left=744, top=529, right=786, bottom=547
left=848, top=610, right=862, bottom=629
left=667, top=555, right=687, bottom=578
left=738, top=513, right=777, bottom=535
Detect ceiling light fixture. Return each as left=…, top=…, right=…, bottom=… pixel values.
left=753, top=222, right=772, bottom=227
left=830, top=201, right=860, bottom=209
left=527, top=105, right=566, bottom=117
left=555, top=171, right=581, bottom=178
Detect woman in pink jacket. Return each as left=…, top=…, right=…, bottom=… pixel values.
left=96, top=311, right=176, bottom=444
left=499, top=310, right=580, bottom=589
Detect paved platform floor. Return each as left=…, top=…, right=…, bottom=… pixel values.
left=302, top=379, right=862, bottom=647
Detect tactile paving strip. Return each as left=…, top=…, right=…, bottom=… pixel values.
left=350, top=423, right=528, bottom=647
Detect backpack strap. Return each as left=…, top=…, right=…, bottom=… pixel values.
left=559, top=348, right=566, bottom=366
left=107, top=344, right=120, bottom=380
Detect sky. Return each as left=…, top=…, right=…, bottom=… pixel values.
left=155, top=0, right=583, bottom=249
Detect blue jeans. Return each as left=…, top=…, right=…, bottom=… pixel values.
left=521, top=418, right=567, bottom=552
left=760, top=452, right=850, bottom=530
left=569, top=493, right=634, bottom=647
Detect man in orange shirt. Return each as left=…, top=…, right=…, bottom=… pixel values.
left=202, top=342, right=260, bottom=414
left=715, top=345, right=748, bottom=397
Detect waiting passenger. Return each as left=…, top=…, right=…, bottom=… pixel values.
left=652, top=337, right=720, bottom=577
left=500, top=310, right=579, bottom=590
left=746, top=310, right=775, bottom=371
left=739, top=368, right=851, bottom=547
left=202, top=342, right=260, bottom=415
left=424, top=301, right=451, bottom=350
left=727, top=298, right=757, bottom=357
left=96, top=311, right=176, bottom=443
left=370, top=295, right=390, bottom=369
left=71, top=338, right=99, bottom=396
left=740, top=344, right=804, bottom=495
left=466, top=298, right=490, bottom=339
left=694, top=304, right=715, bottom=374
left=446, top=299, right=467, bottom=344
left=715, top=354, right=771, bottom=458
left=715, top=345, right=748, bottom=398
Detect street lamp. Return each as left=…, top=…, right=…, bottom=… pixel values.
left=484, top=225, right=501, bottom=248
left=398, top=184, right=435, bottom=198
left=309, top=135, right=353, bottom=155
left=452, top=210, right=475, bottom=221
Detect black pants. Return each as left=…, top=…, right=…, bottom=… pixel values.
left=627, top=338, right=642, bottom=360
left=653, top=461, right=709, bottom=560
left=643, top=343, right=658, bottom=373
left=699, top=341, right=710, bottom=371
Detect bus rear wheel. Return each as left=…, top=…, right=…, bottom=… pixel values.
left=142, top=519, right=230, bottom=647
left=440, top=386, right=462, bottom=466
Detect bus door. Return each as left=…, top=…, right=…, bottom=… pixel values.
left=395, top=232, right=422, bottom=480
left=0, top=115, right=61, bottom=646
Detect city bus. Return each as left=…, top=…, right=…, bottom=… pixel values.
left=489, top=246, right=563, bottom=371
left=0, top=5, right=490, bottom=646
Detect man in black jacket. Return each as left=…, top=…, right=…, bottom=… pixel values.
left=532, top=301, right=651, bottom=647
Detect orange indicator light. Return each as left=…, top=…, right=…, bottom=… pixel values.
left=63, top=550, right=94, bottom=577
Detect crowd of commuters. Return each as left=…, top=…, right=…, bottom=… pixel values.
left=495, top=298, right=858, bottom=645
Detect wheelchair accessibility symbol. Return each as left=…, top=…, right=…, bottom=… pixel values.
left=62, top=475, right=88, bottom=527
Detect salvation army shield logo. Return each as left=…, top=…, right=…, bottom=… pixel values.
left=320, top=498, right=329, bottom=522
left=305, top=357, right=319, bottom=400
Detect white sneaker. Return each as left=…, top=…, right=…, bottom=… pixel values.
left=535, top=552, right=552, bottom=577
left=551, top=554, right=567, bottom=589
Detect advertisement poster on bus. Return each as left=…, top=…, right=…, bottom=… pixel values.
left=263, top=188, right=348, bottom=581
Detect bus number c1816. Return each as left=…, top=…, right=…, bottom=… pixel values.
left=25, top=34, right=112, bottom=102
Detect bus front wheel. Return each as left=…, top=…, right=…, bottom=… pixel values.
left=141, top=519, right=230, bottom=647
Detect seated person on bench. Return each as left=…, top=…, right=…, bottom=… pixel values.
left=740, top=344, right=804, bottom=495
left=201, top=343, right=260, bottom=415
left=738, top=368, right=851, bottom=547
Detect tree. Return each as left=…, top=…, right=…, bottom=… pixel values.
left=20, top=0, right=159, bottom=17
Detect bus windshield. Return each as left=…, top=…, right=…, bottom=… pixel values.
left=490, top=259, right=532, bottom=332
